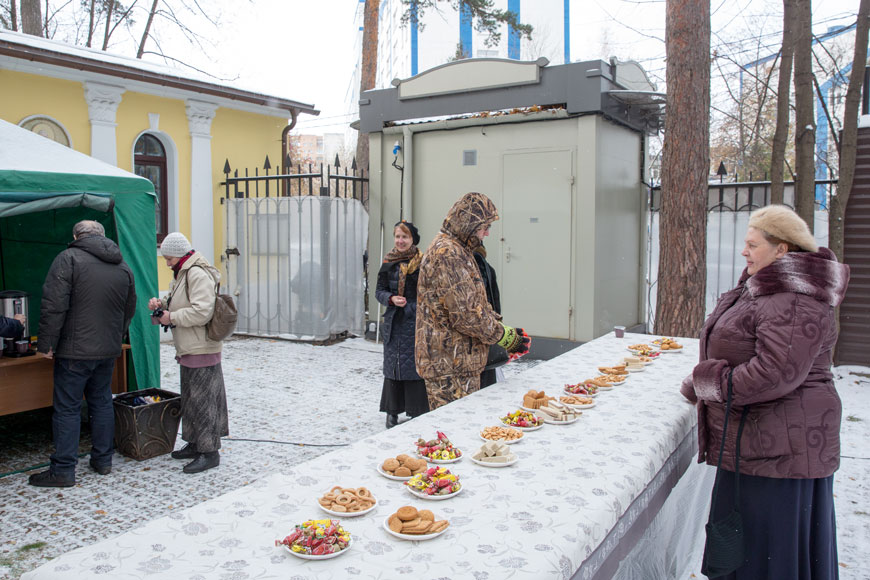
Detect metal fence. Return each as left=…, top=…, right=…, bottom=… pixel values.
left=645, top=179, right=836, bottom=331
left=221, top=160, right=369, bottom=340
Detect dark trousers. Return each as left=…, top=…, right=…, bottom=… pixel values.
left=50, top=357, right=116, bottom=475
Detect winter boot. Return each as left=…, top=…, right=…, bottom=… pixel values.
left=386, top=413, right=399, bottom=429
left=183, top=451, right=220, bottom=474
left=171, top=443, right=198, bottom=460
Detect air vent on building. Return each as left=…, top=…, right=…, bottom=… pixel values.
left=463, top=150, right=477, bottom=166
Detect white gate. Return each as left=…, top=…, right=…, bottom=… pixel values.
left=224, top=195, right=368, bottom=340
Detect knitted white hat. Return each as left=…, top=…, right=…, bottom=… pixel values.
left=160, top=232, right=193, bottom=257
left=748, top=205, right=818, bottom=253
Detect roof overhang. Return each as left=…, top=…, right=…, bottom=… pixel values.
left=0, top=31, right=319, bottom=119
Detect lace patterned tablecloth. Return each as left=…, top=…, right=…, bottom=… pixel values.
left=22, top=333, right=700, bottom=580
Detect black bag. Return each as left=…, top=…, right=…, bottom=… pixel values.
left=701, top=371, right=750, bottom=578
left=485, top=344, right=509, bottom=370
left=182, top=266, right=238, bottom=342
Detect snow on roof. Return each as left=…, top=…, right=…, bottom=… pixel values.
left=0, top=118, right=143, bottom=178
left=0, top=30, right=318, bottom=116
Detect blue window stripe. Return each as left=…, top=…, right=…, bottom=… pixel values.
left=460, top=4, right=472, bottom=58
left=564, top=0, right=570, bottom=63
left=508, top=0, right=520, bottom=59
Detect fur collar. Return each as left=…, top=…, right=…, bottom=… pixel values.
left=745, top=247, right=850, bottom=307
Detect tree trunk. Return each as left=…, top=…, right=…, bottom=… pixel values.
left=10, top=0, right=18, bottom=31
left=770, top=0, right=796, bottom=204
left=356, top=0, right=381, bottom=173
left=829, top=0, right=870, bottom=263
left=86, top=0, right=96, bottom=47
left=137, top=0, right=160, bottom=58
left=101, top=0, right=115, bottom=50
left=19, top=0, right=43, bottom=36
left=792, top=0, right=815, bottom=229
left=655, top=0, right=710, bottom=338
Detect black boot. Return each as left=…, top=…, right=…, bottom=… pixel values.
left=386, top=413, right=399, bottom=429
left=183, top=451, right=220, bottom=474
left=171, top=443, right=198, bottom=460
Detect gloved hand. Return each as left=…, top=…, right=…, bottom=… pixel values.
left=498, top=323, right=531, bottom=360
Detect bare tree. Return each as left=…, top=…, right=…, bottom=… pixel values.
left=830, top=4, right=870, bottom=263
left=20, top=0, right=42, bottom=35
left=792, top=0, right=815, bottom=229
left=136, top=0, right=158, bottom=57
left=355, top=0, right=380, bottom=173
left=86, top=0, right=96, bottom=46
left=770, top=0, right=796, bottom=204
left=655, top=0, right=710, bottom=337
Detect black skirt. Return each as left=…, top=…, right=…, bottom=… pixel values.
left=379, top=378, right=429, bottom=417
left=709, top=471, right=838, bottom=580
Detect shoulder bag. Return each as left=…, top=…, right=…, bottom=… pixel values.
left=182, top=265, right=238, bottom=342
left=701, top=370, right=750, bottom=578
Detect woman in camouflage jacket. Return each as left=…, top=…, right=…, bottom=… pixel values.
left=415, top=192, right=528, bottom=410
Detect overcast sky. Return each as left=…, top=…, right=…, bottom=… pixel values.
left=151, top=0, right=859, bottom=136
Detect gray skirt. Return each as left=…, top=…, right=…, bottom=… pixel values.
left=179, top=363, right=229, bottom=453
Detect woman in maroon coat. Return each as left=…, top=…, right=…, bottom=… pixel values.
left=681, top=205, right=849, bottom=579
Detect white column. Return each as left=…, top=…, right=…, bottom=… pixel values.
left=84, top=82, right=125, bottom=165
left=186, top=100, right=219, bottom=264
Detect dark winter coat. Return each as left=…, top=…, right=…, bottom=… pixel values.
left=376, top=259, right=422, bottom=381
left=473, top=252, right=501, bottom=315
left=38, top=235, right=137, bottom=360
left=415, top=193, right=504, bottom=379
left=681, top=248, right=849, bottom=479
left=0, top=316, right=24, bottom=339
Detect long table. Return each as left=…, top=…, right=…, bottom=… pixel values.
left=0, top=346, right=130, bottom=416
left=22, top=333, right=701, bottom=579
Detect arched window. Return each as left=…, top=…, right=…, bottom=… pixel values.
left=134, top=134, right=168, bottom=243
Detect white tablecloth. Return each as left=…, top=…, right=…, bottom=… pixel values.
left=22, top=333, right=700, bottom=580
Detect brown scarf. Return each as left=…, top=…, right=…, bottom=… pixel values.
left=383, top=246, right=421, bottom=297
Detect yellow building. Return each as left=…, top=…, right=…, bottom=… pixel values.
left=0, top=30, right=318, bottom=290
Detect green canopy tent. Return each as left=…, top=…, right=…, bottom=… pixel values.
left=0, top=119, right=158, bottom=392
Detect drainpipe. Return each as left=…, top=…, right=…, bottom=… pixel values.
left=402, top=126, right=413, bottom=221
left=281, top=109, right=300, bottom=173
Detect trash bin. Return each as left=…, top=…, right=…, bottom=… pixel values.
left=113, top=388, right=182, bottom=460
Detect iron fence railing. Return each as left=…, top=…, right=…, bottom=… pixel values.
left=220, top=157, right=368, bottom=207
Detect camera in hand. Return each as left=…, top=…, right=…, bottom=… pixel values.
left=151, top=308, right=175, bottom=332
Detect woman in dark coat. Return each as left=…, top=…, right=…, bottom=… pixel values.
left=473, top=243, right=502, bottom=388
left=377, top=221, right=428, bottom=428
left=681, top=205, right=850, bottom=579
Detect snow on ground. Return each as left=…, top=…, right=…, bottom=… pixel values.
left=0, top=337, right=867, bottom=579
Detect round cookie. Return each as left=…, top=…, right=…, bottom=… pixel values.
left=396, top=506, right=418, bottom=521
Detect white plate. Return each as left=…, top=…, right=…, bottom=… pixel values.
left=382, top=516, right=449, bottom=540
left=405, top=485, right=463, bottom=500
left=521, top=405, right=549, bottom=413
left=499, top=418, right=543, bottom=431
left=479, top=432, right=523, bottom=444
left=658, top=348, right=684, bottom=353
left=468, top=454, right=519, bottom=468
left=376, top=464, right=413, bottom=481
left=282, top=538, right=352, bottom=560
left=627, top=346, right=658, bottom=355
left=541, top=415, right=581, bottom=425
left=563, top=386, right=599, bottom=397
left=604, top=379, right=626, bottom=386
left=318, top=498, right=377, bottom=518
left=561, top=400, right=596, bottom=410
left=416, top=452, right=462, bottom=464
left=595, top=385, right=613, bottom=391
left=626, top=366, right=645, bottom=373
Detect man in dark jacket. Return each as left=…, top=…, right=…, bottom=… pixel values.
left=29, top=220, right=137, bottom=487
left=0, top=313, right=25, bottom=339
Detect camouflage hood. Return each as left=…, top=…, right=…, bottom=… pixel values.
left=440, top=192, right=499, bottom=247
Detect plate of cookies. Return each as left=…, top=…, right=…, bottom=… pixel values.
left=479, top=425, right=524, bottom=444
left=378, top=454, right=428, bottom=481
left=656, top=338, right=684, bottom=352
left=317, top=486, right=377, bottom=517
left=383, top=506, right=450, bottom=540
left=559, top=395, right=596, bottom=409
